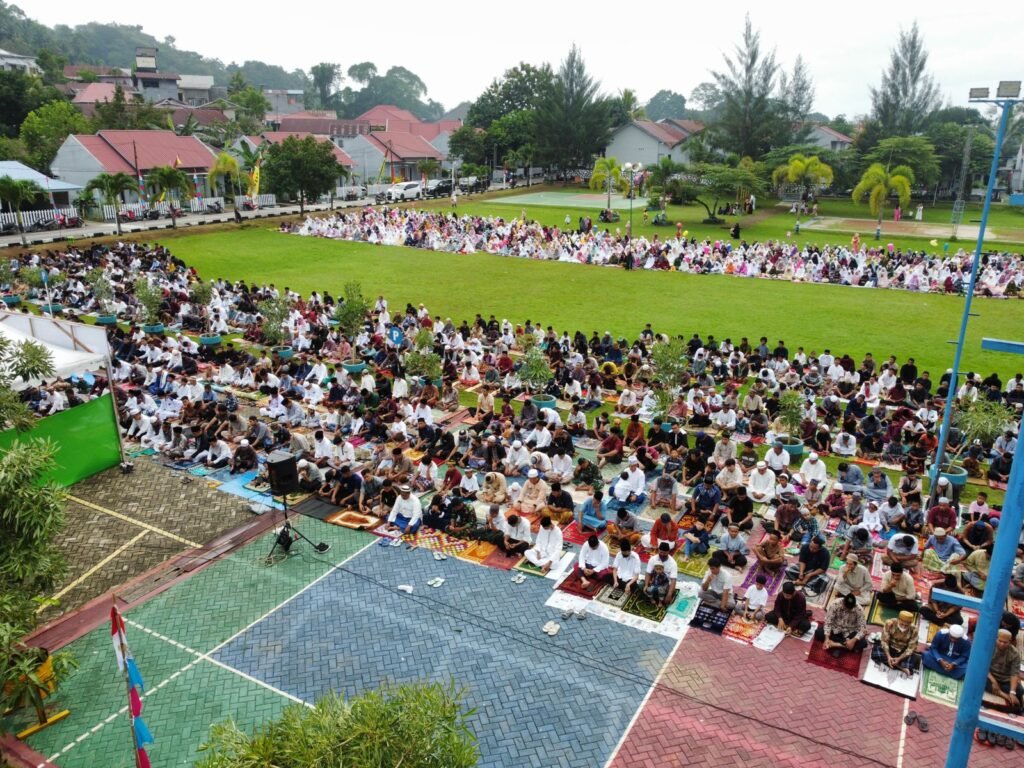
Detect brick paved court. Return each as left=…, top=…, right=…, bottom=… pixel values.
left=7, top=512, right=1019, bottom=768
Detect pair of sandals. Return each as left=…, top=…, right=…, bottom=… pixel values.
left=432, top=551, right=448, bottom=561
left=541, top=620, right=561, bottom=636
left=976, top=729, right=1018, bottom=750
left=426, top=577, right=445, bottom=588
left=511, top=573, right=527, bottom=584
left=904, top=710, right=929, bottom=732
left=561, top=608, right=587, bottom=621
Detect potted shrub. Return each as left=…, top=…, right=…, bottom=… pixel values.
left=0, top=260, right=21, bottom=306
left=775, top=389, right=806, bottom=457
left=937, top=398, right=1014, bottom=488
left=257, top=295, right=292, bottom=358
left=134, top=277, right=165, bottom=334
left=87, top=268, right=118, bottom=325
left=334, top=282, right=372, bottom=374
left=190, top=280, right=219, bottom=345
left=1, top=620, right=77, bottom=738
left=405, top=349, right=443, bottom=386
left=520, top=346, right=555, bottom=409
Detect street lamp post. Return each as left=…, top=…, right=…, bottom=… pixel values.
left=933, top=80, right=1024, bottom=768
left=621, top=162, right=643, bottom=237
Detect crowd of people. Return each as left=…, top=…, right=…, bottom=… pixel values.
left=4, top=238, right=1023, bottom=715
left=287, top=207, right=1024, bottom=297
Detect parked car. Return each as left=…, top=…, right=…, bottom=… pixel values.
left=385, top=182, right=423, bottom=201
left=424, top=179, right=454, bottom=198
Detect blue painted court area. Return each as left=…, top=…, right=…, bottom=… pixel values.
left=213, top=545, right=676, bottom=767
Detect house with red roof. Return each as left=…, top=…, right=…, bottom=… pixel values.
left=229, top=132, right=354, bottom=195
left=51, top=130, right=218, bottom=204
left=605, top=119, right=705, bottom=168
left=338, top=130, right=443, bottom=183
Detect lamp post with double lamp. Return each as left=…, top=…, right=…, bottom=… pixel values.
left=934, top=80, right=1024, bottom=768
left=621, top=162, right=642, bottom=237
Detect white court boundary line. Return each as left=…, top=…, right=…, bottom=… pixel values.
left=602, top=629, right=689, bottom=767
left=42, top=538, right=377, bottom=765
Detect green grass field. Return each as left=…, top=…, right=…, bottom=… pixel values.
left=170, top=225, right=1024, bottom=379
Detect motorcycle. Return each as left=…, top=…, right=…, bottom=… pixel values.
left=205, top=201, right=224, bottom=214
left=144, top=209, right=161, bottom=220
left=56, top=214, right=83, bottom=229
left=241, top=200, right=257, bottom=211
left=165, top=207, right=186, bottom=219
left=27, top=218, right=58, bottom=232
left=1, top=221, right=18, bottom=235
left=373, top=192, right=387, bottom=205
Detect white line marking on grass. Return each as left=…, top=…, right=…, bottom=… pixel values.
left=602, top=632, right=688, bottom=767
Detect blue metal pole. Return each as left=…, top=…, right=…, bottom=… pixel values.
left=928, top=100, right=1014, bottom=502
left=943, top=98, right=1017, bottom=768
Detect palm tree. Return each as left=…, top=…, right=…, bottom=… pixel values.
left=0, top=177, right=44, bottom=246
left=618, top=89, right=646, bottom=121
left=851, top=162, right=914, bottom=229
left=147, top=166, right=193, bottom=228
left=235, top=141, right=264, bottom=175
left=772, top=154, right=834, bottom=199
left=81, top=172, right=136, bottom=235
left=416, top=159, right=440, bottom=181
left=588, top=156, right=626, bottom=208
left=209, top=152, right=240, bottom=200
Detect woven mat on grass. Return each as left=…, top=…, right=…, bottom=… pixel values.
left=456, top=540, right=495, bottom=564
left=722, top=615, right=765, bottom=645
left=556, top=568, right=603, bottom=599
left=806, top=637, right=864, bottom=678
left=574, top=437, right=601, bottom=451
left=623, top=592, right=668, bottom=623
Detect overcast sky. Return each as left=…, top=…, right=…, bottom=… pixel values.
left=29, top=0, right=1024, bottom=119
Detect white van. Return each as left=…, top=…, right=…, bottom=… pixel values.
left=385, top=182, right=423, bottom=201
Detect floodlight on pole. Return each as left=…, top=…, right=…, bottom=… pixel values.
left=939, top=81, right=1024, bottom=768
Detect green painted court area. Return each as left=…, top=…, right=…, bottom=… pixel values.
left=10, top=524, right=376, bottom=768
left=496, top=190, right=639, bottom=210
left=172, top=226, right=1024, bottom=379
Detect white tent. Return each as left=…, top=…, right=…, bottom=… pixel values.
left=0, top=311, right=109, bottom=389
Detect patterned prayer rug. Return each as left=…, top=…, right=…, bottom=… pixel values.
left=404, top=528, right=470, bottom=556
left=127, top=447, right=156, bottom=458
left=370, top=523, right=402, bottom=539
left=513, top=557, right=548, bottom=577
left=573, top=437, right=601, bottom=451
left=623, top=592, right=668, bottom=623
left=556, top=568, right=604, bottom=599
left=667, top=595, right=700, bottom=622
left=675, top=552, right=711, bottom=580
left=325, top=511, right=380, bottom=530
left=868, top=594, right=916, bottom=627
left=689, top=603, right=730, bottom=634
left=596, top=584, right=631, bottom=610
left=722, top=615, right=765, bottom=645
left=920, top=667, right=962, bottom=708
left=861, top=658, right=920, bottom=699
left=456, top=540, right=495, bottom=564
left=804, top=577, right=836, bottom=609
left=604, top=535, right=651, bottom=563
left=482, top=546, right=521, bottom=571
left=739, top=564, right=786, bottom=596
left=561, top=521, right=594, bottom=546
left=1011, top=599, right=1024, bottom=621
left=806, top=637, right=864, bottom=679
left=188, top=465, right=218, bottom=477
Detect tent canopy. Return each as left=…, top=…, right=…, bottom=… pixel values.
left=0, top=311, right=108, bottom=389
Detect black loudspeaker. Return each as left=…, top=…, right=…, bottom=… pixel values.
left=266, top=451, right=299, bottom=495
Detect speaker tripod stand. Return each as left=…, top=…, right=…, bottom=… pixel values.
left=265, top=494, right=331, bottom=565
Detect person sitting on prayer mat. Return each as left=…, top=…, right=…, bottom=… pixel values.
left=739, top=573, right=769, bottom=621
left=698, top=556, right=736, bottom=611
left=611, top=540, right=643, bottom=596
left=765, top=581, right=812, bottom=637
left=575, top=535, right=611, bottom=587
left=524, top=516, right=564, bottom=573
left=387, top=484, right=422, bottom=535
left=922, top=624, right=971, bottom=680
left=834, top=553, right=872, bottom=607
left=644, top=561, right=672, bottom=606
left=501, top=513, right=532, bottom=555
left=871, top=610, right=920, bottom=673
left=751, top=530, right=786, bottom=573
left=606, top=506, right=642, bottom=547
left=985, top=629, right=1023, bottom=711
left=877, top=562, right=918, bottom=612
left=645, top=543, right=678, bottom=606
left=815, top=593, right=868, bottom=653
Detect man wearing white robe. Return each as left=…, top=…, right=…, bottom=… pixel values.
left=525, top=517, right=564, bottom=572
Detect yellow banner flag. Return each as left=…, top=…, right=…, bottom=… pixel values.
left=248, top=160, right=261, bottom=198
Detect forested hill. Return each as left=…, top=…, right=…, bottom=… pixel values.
left=0, top=0, right=309, bottom=89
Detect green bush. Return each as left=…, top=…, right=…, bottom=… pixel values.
left=196, top=682, right=478, bottom=768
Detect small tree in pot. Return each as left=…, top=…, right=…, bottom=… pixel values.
left=519, top=346, right=553, bottom=398
left=257, top=295, right=292, bottom=349
left=190, top=280, right=217, bottom=342
left=87, top=268, right=117, bottom=323
left=334, top=282, right=373, bottom=364
left=405, top=327, right=442, bottom=383
left=133, top=277, right=164, bottom=331
left=775, top=389, right=806, bottom=452
left=942, top=398, right=1014, bottom=477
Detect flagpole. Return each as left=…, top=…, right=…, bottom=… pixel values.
left=113, top=598, right=143, bottom=768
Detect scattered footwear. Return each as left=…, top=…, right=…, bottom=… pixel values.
left=917, top=715, right=929, bottom=733
left=432, top=551, right=447, bottom=561
left=542, top=621, right=561, bottom=636
left=904, top=711, right=918, bottom=726
left=561, top=609, right=574, bottom=620
left=427, top=577, right=445, bottom=588
left=511, top=573, right=527, bottom=584
left=397, top=584, right=414, bottom=594
left=389, top=538, right=403, bottom=547
left=576, top=608, right=587, bottom=620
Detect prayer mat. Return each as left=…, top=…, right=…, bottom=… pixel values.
left=244, top=479, right=272, bottom=493
left=739, top=564, right=786, bottom=595
left=402, top=528, right=469, bottom=556
left=127, top=447, right=156, bottom=458
left=623, top=592, right=669, bottom=623
left=456, top=540, right=495, bottom=565
left=689, top=603, right=730, bottom=634
left=188, top=465, right=217, bottom=477
left=804, top=577, right=836, bottom=609
left=573, top=437, right=601, bottom=451
left=561, top=521, right=593, bottom=546
left=920, top=667, right=962, bottom=708
left=675, top=552, right=711, bottom=580
left=325, top=511, right=380, bottom=530
left=868, top=595, right=916, bottom=626
left=823, top=516, right=843, bottom=537
left=205, top=480, right=222, bottom=489
left=556, top=568, right=604, bottom=600
left=513, top=558, right=548, bottom=578
left=917, top=619, right=941, bottom=644
left=371, top=523, right=402, bottom=539
left=988, top=480, right=1008, bottom=491
left=604, top=535, right=651, bottom=563
left=806, top=637, right=864, bottom=679
left=851, top=457, right=880, bottom=467
left=722, top=615, right=765, bottom=645
left=871, top=551, right=888, bottom=579
left=667, top=595, right=700, bottom=622
left=596, top=584, right=631, bottom=610
left=920, top=549, right=960, bottom=575
left=482, top=546, right=521, bottom=571
left=912, top=570, right=943, bottom=600
left=274, top=492, right=311, bottom=506
left=753, top=625, right=787, bottom=652
left=404, top=449, right=425, bottom=462
left=292, top=496, right=338, bottom=521
left=166, top=459, right=201, bottom=470
left=677, top=514, right=697, bottom=530
left=862, top=658, right=920, bottom=699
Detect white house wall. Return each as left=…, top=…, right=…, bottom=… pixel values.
left=50, top=137, right=106, bottom=201
left=605, top=124, right=688, bottom=167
